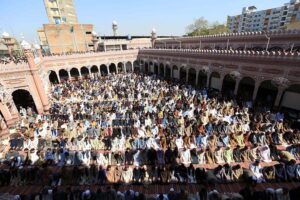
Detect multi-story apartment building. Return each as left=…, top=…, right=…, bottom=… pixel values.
left=227, top=0, right=300, bottom=33
left=43, top=0, right=78, bottom=24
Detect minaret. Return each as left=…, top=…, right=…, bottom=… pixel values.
left=151, top=28, right=157, bottom=48
left=92, top=31, right=99, bottom=52
left=112, top=20, right=118, bottom=37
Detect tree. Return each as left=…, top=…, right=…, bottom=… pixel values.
left=186, top=17, right=227, bottom=36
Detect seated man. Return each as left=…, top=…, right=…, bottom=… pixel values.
left=249, top=160, right=265, bottom=183
left=275, top=163, right=287, bottom=182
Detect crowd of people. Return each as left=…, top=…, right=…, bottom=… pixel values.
left=0, top=73, right=300, bottom=198
left=0, top=55, right=27, bottom=64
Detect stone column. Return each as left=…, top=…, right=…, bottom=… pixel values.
left=24, top=49, right=50, bottom=112
left=274, top=87, right=286, bottom=107
left=123, top=62, right=127, bottom=73
left=234, top=78, right=241, bottom=95
left=195, top=70, right=199, bottom=87
left=206, top=72, right=211, bottom=88
left=67, top=70, right=71, bottom=80
left=88, top=68, right=92, bottom=77
left=186, top=70, right=189, bottom=83
left=0, top=103, right=14, bottom=127
left=107, top=64, right=110, bottom=74
left=252, top=81, right=260, bottom=101
left=78, top=69, right=82, bottom=79
left=56, top=71, right=61, bottom=83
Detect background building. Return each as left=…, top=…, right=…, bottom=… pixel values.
left=41, top=24, right=94, bottom=54
left=227, top=0, right=300, bottom=33
left=0, top=32, right=22, bottom=58
left=43, top=0, right=78, bottom=24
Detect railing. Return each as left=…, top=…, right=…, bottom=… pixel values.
left=140, top=48, right=300, bottom=58
left=155, top=29, right=300, bottom=42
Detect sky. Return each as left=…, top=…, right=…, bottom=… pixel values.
left=0, top=0, right=289, bottom=42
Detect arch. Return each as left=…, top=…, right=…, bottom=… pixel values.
left=59, top=69, right=69, bottom=80
left=117, top=62, right=124, bottom=73
left=91, top=65, right=99, bottom=73
left=126, top=61, right=132, bottom=72
left=100, top=64, right=108, bottom=76
left=81, top=66, right=89, bottom=77
left=188, top=68, right=196, bottom=86
left=237, top=77, right=255, bottom=101
left=154, top=63, right=159, bottom=75
left=49, top=70, right=59, bottom=84
left=180, top=67, right=187, bottom=83
left=133, top=60, right=140, bottom=73
left=222, top=74, right=236, bottom=97
left=109, top=63, right=117, bottom=74
left=198, top=70, right=208, bottom=89
left=12, top=89, right=37, bottom=113
left=159, top=63, right=164, bottom=77
left=281, top=84, right=300, bottom=110
left=209, top=71, right=221, bottom=90
left=256, top=80, right=278, bottom=106
left=70, top=68, right=80, bottom=78
left=165, top=64, right=171, bottom=79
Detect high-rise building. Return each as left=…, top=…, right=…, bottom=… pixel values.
left=227, top=0, right=300, bottom=33
left=43, top=0, right=78, bottom=24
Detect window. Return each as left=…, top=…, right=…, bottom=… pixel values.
left=86, top=32, right=92, bottom=34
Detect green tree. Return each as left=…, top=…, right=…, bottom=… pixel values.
left=186, top=17, right=227, bottom=36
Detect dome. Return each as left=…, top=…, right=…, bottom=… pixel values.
left=2, top=32, right=10, bottom=38
left=112, top=20, right=117, bottom=26
left=21, top=40, right=31, bottom=50
left=151, top=28, right=156, bottom=34
left=92, top=31, right=98, bottom=36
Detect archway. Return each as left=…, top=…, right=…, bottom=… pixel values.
left=12, top=89, right=37, bottom=113
left=173, top=65, right=179, bottom=79
left=117, top=62, right=124, bottom=73
left=159, top=63, right=164, bottom=77
left=180, top=67, right=187, bottom=83
left=237, top=77, right=255, bottom=101
left=188, top=68, right=196, bottom=86
left=126, top=62, right=132, bottom=73
left=70, top=68, right=80, bottom=79
left=154, top=63, right=159, bottom=75
left=133, top=60, right=140, bottom=73
left=91, top=65, right=99, bottom=74
left=81, top=67, right=89, bottom=77
left=256, top=80, right=278, bottom=106
left=109, top=63, right=117, bottom=74
left=49, top=71, right=59, bottom=84
left=100, top=64, right=108, bottom=76
left=281, top=84, right=300, bottom=111
left=198, top=70, right=208, bottom=89
left=165, top=65, right=171, bottom=79
left=59, top=69, right=69, bottom=80
left=209, top=72, right=221, bottom=90
left=222, top=74, right=236, bottom=97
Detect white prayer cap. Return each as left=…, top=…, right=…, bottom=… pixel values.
left=170, top=188, right=174, bottom=192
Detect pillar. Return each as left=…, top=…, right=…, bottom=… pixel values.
left=196, top=70, right=199, bottom=87
left=24, top=49, right=50, bottom=112
left=67, top=70, right=71, bottom=79
left=107, top=64, right=110, bottom=74
left=164, top=65, right=166, bottom=77
left=234, top=78, right=241, bottom=95
left=123, top=62, right=127, bottom=73
left=0, top=103, right=14, bottom=127
left=186, top=70, right=188, bottom=83
left=274, top=87, right=285, bottom=107
left=116, top=65, right=119, bottom=74
left=56, top=71, right=61, bottom=83
left=252, top=81, right=260, bottom=101
left=88, top=68, right=92, bottom=77
left=78, top=69, right=82, bottom=79
left=206, top=72, right=211, bottom=88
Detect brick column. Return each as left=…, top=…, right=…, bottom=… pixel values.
left=24, top=49, right=50, bottom=112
